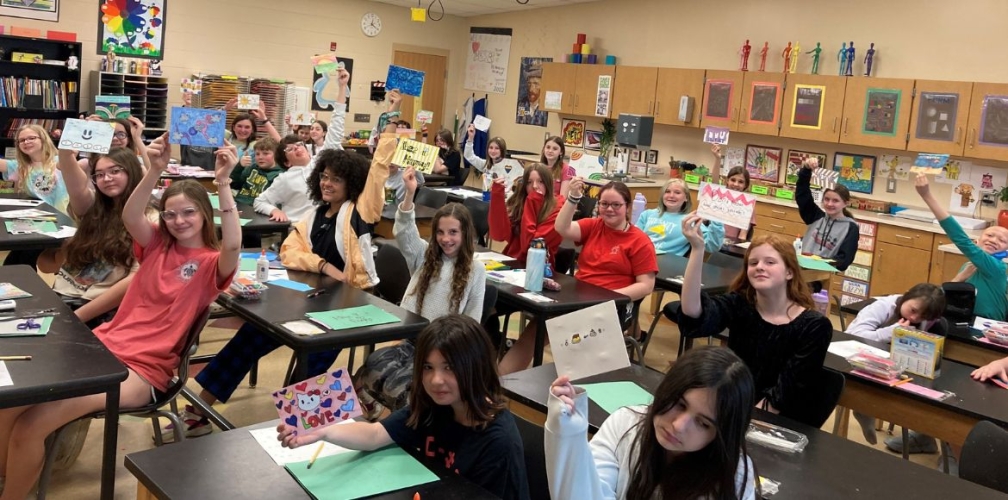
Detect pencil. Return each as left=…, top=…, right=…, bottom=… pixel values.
left=891, top=377, right=914, bottom=387
left=0, top=356, right=31, bottom=361
left=306, top=442, right=324, bottom=469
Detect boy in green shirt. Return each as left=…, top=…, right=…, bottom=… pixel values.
left=234, top=137, right=281, bottom=205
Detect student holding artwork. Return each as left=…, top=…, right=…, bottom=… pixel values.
left=76, top=116, right=146, bottom=174
left=708, top=145, right=753, bottom=242
left=635, top=178, right=724, bottom=256
left=465, top=124, right=523, bottom=196
left=1, top=124, right=70, bottom=215
left=795, top=157, right=858, bottom=271
left=279, top=314, right=531, bottom=500
left=432, top=129, right=464, bottom=186
left=546, top=346, right=757, bottom=500
left=379, top=91, right=426, bottom=205
left=0, top=134, right=240, bottom=500
left=180, top=92, right=216, bottom=171
left=488, top=164, right=565, bottom=266
left=499, top=179, right=658, bottom=375
left=542, top=136, right=575, bottom=196
left=673, top=228, right=833, bottom=427
left=355, top=167, right=485, bottom=417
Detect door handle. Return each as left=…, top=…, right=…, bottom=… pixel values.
left=832, top=117, right=838, bottom=132
left=843, top=117, right=849, bottom=135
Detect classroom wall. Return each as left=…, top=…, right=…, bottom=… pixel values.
left=467, top=0, right=1008, bottom=215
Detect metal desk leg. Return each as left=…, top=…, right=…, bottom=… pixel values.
left=101, top=386, right=120, bottom=500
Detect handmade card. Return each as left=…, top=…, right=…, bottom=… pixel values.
left=58, top=119, right=116, bottom=154
left=94, top=95, right=131, bottom=120
left=311, top=52, right=339, bottom=74
left=546, top=301, right=630, bottom=380
left=703, top=126, right=730, bottom=145
left=391, top=139, right=440, bottom=174
left=237, top=94, right=260, bottom=110
left=305, top=304, right=401, bottom=331
left=911, top=153, right=950, bottom=174
left=696, top=182, right=756, bottom=230
left=386, top=65, right=425, bottom=97
left=180, top=78, right=202, bottom=94
left=290, top=111, right=315, bottom=126
left=415, top=110, right=434, bottom=124
left=568, top=150, right=605, bottom=180
left=169, top=107, right=227, bottom=148
left=473, top=115, right=492, bottom=132
left=273, top=368, right=362, bottom=436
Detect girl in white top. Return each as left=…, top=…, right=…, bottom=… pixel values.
left=546, top=346, right=758, bottom=500
left=464, top=124, right=523, bottom=196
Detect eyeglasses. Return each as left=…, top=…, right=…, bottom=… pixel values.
left=318, top=172, right=343, bottom=184
left=113, top=131, right=128, bottom=139
left=16, top=136, right=40, bottom=145
left=598, top=202, right=625, bottom=210
left=91, top=166, right=126, bottom=183
left=284, top=142, right=305, bottom=153
left=159, top=207, right=200, bottom=221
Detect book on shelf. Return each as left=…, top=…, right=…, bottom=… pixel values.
left=2, top=117, right=66, bottom=138
left=0, top=77, right=76, bottom=110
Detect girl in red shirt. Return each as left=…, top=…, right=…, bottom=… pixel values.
left=488, top=163, right=564, bottom=266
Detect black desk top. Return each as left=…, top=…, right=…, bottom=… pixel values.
left=500, top=362, right=1004, bottom=500
left=0, top=266, right=128, bottom=407
left=228, top=203, right=290, bottom=234
left=217, top=270, right=428, bottom=353
left=654, top=253, right=737, bottom=295
left=381, top=204, right=437, bottom=221
left=422, top=173, right=454, bottom=184
left=490, top=271, right=630, bottom=316
left=0, top=197, right=75, bottom=251
left=125, top=421, right=497, bottom=500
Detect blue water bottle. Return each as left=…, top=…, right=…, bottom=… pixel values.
left=524, top=238, right=546, bottom=292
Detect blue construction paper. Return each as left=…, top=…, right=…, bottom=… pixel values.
left=386, top=65, right=425, bottom=97
left=169, top=107, right=227, bottom=147
left=268, top=279, right=313, bottom=292
left=240, top=251, right=278, bottom=261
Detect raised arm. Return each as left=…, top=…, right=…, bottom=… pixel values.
left=57, top=148, right=95, bottom=216
left=708, top=144, right=723, bottom=184
left=213, top=142, right=242, bottom=283
left=680, top=213, right=707, bottom=318
left=394, top=167, right=429, bottom=273
left=463, top=124, right=488, bottom=172
left=914, top=172, right=950, bottom=221
left=545, top=376, right=619, bottom=500
left=128, top=116, right=150, bottom=174
left=795, top=158, right=825, bottom=224
left=123, top=133, right=170, bottom=247
left=250, top=102, right=282, bottom=141
left=555, top=177, right=584, bottom=242
left=321, top=69, right=351, bottom=152
left=357, top=121, right=398, bottom=224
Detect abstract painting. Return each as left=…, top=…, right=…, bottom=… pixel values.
left=561, top=118, right=585, bottom=148
left=97, top=0, right=166, bottom=59
left=862, top=88, right=901, bottom=136
left=833, top=153, right=876, bottom=194
left=744, top=145, right=782, bottom=183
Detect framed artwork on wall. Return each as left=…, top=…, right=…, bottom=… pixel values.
left=785, top=149, right=828, bottom=186
left=97, top=0, right=166, bottom=59
left=833, top=152, right=877, bottom=194
left=744, top=145, right=782, bottom=183
left=0, top=0, right=59, bottom=21
left=862, top=88, right=902, bottom=136
left=561, top=118, right=585, bottom=148
left=791, top=84, right=825, bottom=130
left=645, top=149, right=658, bottom=164
left=584, top=130, right=602, bottom=151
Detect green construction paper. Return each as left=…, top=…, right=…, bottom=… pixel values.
left=285, top=446, right=437, bottom=500
left=775, top=189, right=795, bottom=200
left=751, top=185, right=769, bottom=195
left=684, top=173, right=700, bottom=184
left=209, top=194, right=220, bottom=210
left=213, top=216, right=252, bottom=226
left=306, top=304, right=401, bottom=331
left=4, top=220, right=58, bottom=234
left=798, top=255, right=840, bottom=272
left=579, top=381, right=654, bottom=414
left=240, top=258, right=257, bottom=272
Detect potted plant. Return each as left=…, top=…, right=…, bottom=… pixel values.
left=598, top=118, right=615, bottom=168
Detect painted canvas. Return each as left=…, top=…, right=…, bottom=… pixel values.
left=704, top=80, right=733, bottom=120
left=979, top=95, right=1008, bottom=147
left=862, top=88, right=901, bottom=136
left=561, top=118, right=585, bottom=148
left=915, top=92, right=958, bottom=142
left=833, top=153, right=876, bottom=194
left=169, top=107, right=226, bottom=147
left=785, top=150, right=827, bottom=186
left=749, top=82, right=781, bottom=124
left=744, top=145, right=782, bottom=183
left=0, top=0, right=58, bottom=21
left=97, top=0, right=166, bottom=59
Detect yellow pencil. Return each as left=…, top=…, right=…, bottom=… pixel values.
left=306, top=442, right=324, bottom=469
left=0, top=356, right=31, bottom=361
left=892, top=377, right=914, bottom=387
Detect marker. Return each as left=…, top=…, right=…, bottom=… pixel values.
left=306, top=442, right=324, bottom=469
left=0, top=356, right=31, bottom=361
left=414, top=493, right=421, bottom=500
left=306, top=288, right=326, bottom=299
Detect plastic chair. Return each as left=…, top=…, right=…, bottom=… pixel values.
left=513, top=416, right=551, bottom=500
left=960, top=420, right=1008, bottom=493
left=799, top=367, right=846, bottom=428
left=463, top=197, right=490, bottom=247
left=414, top=187, right=449, bottom=209
left=373, top=243, right=412, bottom=305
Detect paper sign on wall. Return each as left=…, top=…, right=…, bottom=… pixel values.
left=237, top=94, right=260, bottom=110
left=94, top=95, right=130, bottom=120
left=169, top=107, right=227, bottom=147
left=386, top=65, right=425, bottom=97
left=546, top=301, right=630, bottom=380
left=290, top=111, right=315, bottom=126
left=696, top=182, right=756, bottom=230
left=703, top=126, right=730, bottom=145
left=58, top=119, right=116, bottom=154
left=391, top=139, right=440, bottom=174
left=272, top=368, right=362, bottom=437
left=544, top=91, right=562, bottom=111
left=180, top=78, right=202, bottom=95
left=472, top=115, right=492, bottom=132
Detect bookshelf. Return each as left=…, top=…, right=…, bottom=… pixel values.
left=0, top=34, right=81, bottom=154
left=91, top=71, right=169, bottom=133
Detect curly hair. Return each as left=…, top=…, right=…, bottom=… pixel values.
left=307, top=149, right=370, bottom=205
left=409, top=203, right=475, bottom=314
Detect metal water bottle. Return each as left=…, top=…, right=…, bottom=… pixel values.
left=524, top=238, right=547, bottom=292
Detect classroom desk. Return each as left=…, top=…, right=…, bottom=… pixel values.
left=500, top=363, right=1005, bottom=500
left=489, top=272, right=629, bottom=367
left=0, top=198, right=75, bottom=251
left=422, top=173, right=454, bottom=185
left=161, top=172, right=216, bottom=191
left=654, top=253, right=737, bottom=296
left=215, top=270, right=428, bottom=383
left=125, top=421, right=498, bottom=500
left=376, top=204, right=437, bottom=239
left=0, top=266, right=128, bottom=500
left=827, top=332, right=1008, bottom=447
left=228, top=203, right=291, bottom=240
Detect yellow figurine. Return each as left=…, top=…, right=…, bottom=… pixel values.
left=790, top=41, right=801, bottom=73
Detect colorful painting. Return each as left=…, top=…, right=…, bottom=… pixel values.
left=0, top=0, right=58, bottom=21
left=386, top=65, right=425, bottom=97
left=561, top=118, right=585, bottom=148
left=785, top=150, right=827, bottom=186
left=748, top=82, right=781, bottom=124
left=744, top=145, right=782, bottom=183
left=516, top=56, right=551, bottom=127
left=312, top=58, right=353, bottom=112
left=584, top=130, right=602, bottom=151
left=833, top=153, right=876, bottom=194
left=97, top=0, right=166, bottom=59
left=791, top=84, right=825, bottom=129
left=862, top=88, right=901, bottom=136
left=94, top=95, right=131, bottom=120
left=979, top=95, right=1008, bottom=147
left=703, top=80, right=733, bottom=120
left=169, top=107, right=226, bottom=147
left=272, top=368, right=362, bottom=436
left=915, top=92, right=958, bottom=142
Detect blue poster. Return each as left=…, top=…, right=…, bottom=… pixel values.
left=169, top=107, right=227, bottom=147
left=386, top=65, right=425, bottom=97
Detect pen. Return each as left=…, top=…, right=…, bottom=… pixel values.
left=0, top=356, right=31, bottom=361
left=306, top=288, right=327, bottom=299
left=307, top=442, right=324, bottom=469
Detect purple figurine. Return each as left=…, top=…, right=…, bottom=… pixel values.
left=864, top=43, right=876, bottom=76
left=845, top=41, right=855, bottom=77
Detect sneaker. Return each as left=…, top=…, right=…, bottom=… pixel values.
left=852, top=411, right=878, bottom=444
left=884, top=430, right=938, bottom=454
left=158, top=405, right=212, bottom=442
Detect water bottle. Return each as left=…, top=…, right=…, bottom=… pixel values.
left=631, top=193, right=647, bottom=225
left=524, top=238, right=547, bottom=292
left=793, top=235, right=803, bottom=256
left=256, top=249, right=270, bottom=283
left=482, top=172, right=492, bottom=202
left=813, top=291, right=830, bottom=316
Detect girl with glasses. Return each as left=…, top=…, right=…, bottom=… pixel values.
left=0, top=124, right=69, bottom=215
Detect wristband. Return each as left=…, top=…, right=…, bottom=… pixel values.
left=567, top=194, right=583, bottom=204
left=213, top=179, right=230, bottom=187
left=219, top=205, right=237, bottom=213
left=319, top=261, right=328, bottom=274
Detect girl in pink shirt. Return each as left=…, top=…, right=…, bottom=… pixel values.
left=542, top=136, right=575, bottom=197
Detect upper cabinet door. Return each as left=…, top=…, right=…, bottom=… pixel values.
left=538, top=62, right=577, bottom=115
left=907, top=80, right=972, bottom=156
left=572, top=64, right=616, bottom=117
left=654, top=68, right=705, bottom=128
left=737, top=72, right=786, bottom=136
left=964, top=82, right=1008, bottom=162
left=611, top=66, right=658, bottom=117
left=699, top=70, right=744, bottom=131
left=779, top=74, right=848, bottom=143
left=839, top=77, right=915, bottom=150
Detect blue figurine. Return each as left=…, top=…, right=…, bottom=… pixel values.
left=864, top=43, right=876, bottom=76
left=837, top=42, right=848, bottom=76
left=845, top=41, right=856, bottom=77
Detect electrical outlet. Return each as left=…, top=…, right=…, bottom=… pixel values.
left=354, top=113, right=371, bottom=123
left=981, top=191, right=997, bottom=206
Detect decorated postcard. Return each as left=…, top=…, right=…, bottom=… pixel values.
left=391, top=139, right=440, bottom=174
left=94, top=95, right=131, bottom=120
left=58, top=119, right=116, bottom=154
left=169, top=107, right=227, bottom=148
left=272, top=368, right=362, bottom=436
left=546, top=301, right=630, bottom=380
left=696, top=182, right=756, bottom=230
left=386, top=65, right=425, bottom=97
left=237, top=94, right=260, bottom=110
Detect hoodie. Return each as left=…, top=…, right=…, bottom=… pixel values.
left=795, top=168, right=859, bottom=270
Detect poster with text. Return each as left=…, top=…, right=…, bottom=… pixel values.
left=465, top=27, right=512, bottom=94
left=97, top=0, right=165, bottom=59
left=697, top=182, right=756, bottom=230
left=516, top=57, right=551, bottom=126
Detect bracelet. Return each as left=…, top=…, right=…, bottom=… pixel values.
left=567, top=194, right=583, bottom=204
left=219, top=205, right=237, bottom=213
left=212, top=179, right=230, bottom=187
left=319, top=261, right=328, bottom=274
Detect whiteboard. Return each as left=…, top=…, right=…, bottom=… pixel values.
left=465, top=27, right=512, bottom=94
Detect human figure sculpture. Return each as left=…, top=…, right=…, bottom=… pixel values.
left=739, top=39, right=752, bottom=71
left=864, top=43, right=876, bottom=76
left=837, top=42, right=848, bottom=76
left=845, top=41, right=856, bottom=77
left=758, top=42, right=769, bottom=71
left=781, top=42, right=792, bottom=73
left=790, top=41, right=801, bottom=73
left=806, top=42, right=823, bottom=74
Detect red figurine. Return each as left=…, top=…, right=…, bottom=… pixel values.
left=739, top=39, right=752, bottom=71
left=758, top=42, right=769, bottom=71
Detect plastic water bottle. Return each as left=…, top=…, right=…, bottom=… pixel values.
left=256, top=249, right=270, bottom=283
left=793, top=235, right=803, bottom=256
left=525, top=239, right=547, bottom=293
left=813, top=291, right=830, bottom=316
left=631, top=193, right=647, bottom=225
left=482, top=172, right=492, bottom=202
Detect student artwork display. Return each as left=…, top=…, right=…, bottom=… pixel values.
left=935, top=158, right=970, bottom=184
left=696, top=182, right=756, bottom=230
left=862, top=88, right=901, bottom=136
left=979, top=95, right=1008, bottom=147
left=785, top=150, right=827, bottom=185
left=791, top=84, right=825, bottom=129
left=58, top=118, right=115, bottom=154
left=645, top=149, right=658, bottom=164
left=584, top=130, right=602, bottom=151
left=546, top=301, right=630, bottom=380
left=910, top=153, right=950, bottom=174
left=561, top=118, right=585, bottom=148
left=703, top=126, right=730, bottom=145
left=568, top=150, right=605, bottom=179
left=464, top=27, right=512, bottom=94
left=311, top=57, right=352, bottom=111
left=180, top=78, right=202, bottom=95
left=272, top=368, right=362, bottom=436
left=833, top=153, right=876, bottom=194
left=946, top=164, right=1006, bottom=215
left=0, top=0, right=59, bottom=21
left=168, top=107, right=226, bottom=148
left=724, top=147, right=744, bottom=169
left=516, top=57, right=551, bottom=126
left=310, top=52, right=339, bottom=74
left=744, top=145, right=782, bottom=183
left=915, top=92, right=959, bottom=142
left=98, top=0, right=166, bottom=59
left=386, top=65, right=425, bottom=97
left=595, top=75, right=611, bottom=117
left=236, top=94, right=260, bottom=110
left=703, top=80, right=734, bottom=121
left=748, top=82, right=781, bottom=124
left=94, top=95, right=130, bottom=120
left=878, top=154, right=911, bottom=181
left=391, top=139, right=439, bottom=174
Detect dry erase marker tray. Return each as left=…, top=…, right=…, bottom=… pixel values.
left=746, top=420, right=808, bottom=454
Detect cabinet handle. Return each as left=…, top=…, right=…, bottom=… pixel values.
left=740, top=107, right=747, bottom=124
left=771, top=209, right=786, bottom=217
left=832, top=117, right=838, bottom=132
left=732, top=107, right=737, bottom=122
left=655, top=101, right=660, bottom=116
left=894, top=234, right=914, bottom=240
left=769, top=224, right=785, bottom=230
left=649, top=101, right=653, bottom=114
left=843, top=117, right=849, bottom=135
left=955, top=126, right=962, bottom=145
left=969, top=128, right=976, bottom=149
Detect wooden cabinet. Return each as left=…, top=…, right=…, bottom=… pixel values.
left=539, top=62, right=577, bottom=114
left=907, top=80, right=973, bottom=156
left=871, top=240, right=933, bottom=296
left=876, top=224, right=934, bottom=251
left=699, top=70, right=744, bottom=131
left=572, top=64, right=615, bottom=117
left=611, top=66, right=657, bottom=117
left=779, top=74, right=848, bottom=142
left=839, top=77, right=915, bottom=150
left=654, top=68, right=706, bottom=127
left=752, top=203, right=806, bottom=240
left=737, top=72, right=786, bottom=136
left=930, top=235, right=968, bottom=285
left=964, top=82, right=1008, bottom=162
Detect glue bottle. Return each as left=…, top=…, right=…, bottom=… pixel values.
left=524, top=238, right=546, bottom=293
left=256, top=249, right=270, bottom=283
left=793, top=235, right=803, bottom=256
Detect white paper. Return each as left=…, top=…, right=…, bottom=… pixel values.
left=546, top=301, right=631, bottom=380
left=724, top=147, right=745, bottom=169
left=249, top=425, right=353, bottom=465
left=237, top=94, right=260, bottom=110
left=544, top=91, right=562, bottom=111
left=695, top=182, right=756, bottom=230
left=434, top=187, right=484, bottom=199
left=475, top=251, right=512, bottom=261
left=735, top=241, right=752, bottom=249
left=828, top=340, right=890, bottom=359
left=58, top=119, right=115, bottom=154
left=472, top=115, right=492, bottom=132
left=289, top=111, right=315, bottom=126
left=974, top=316, right=1008, bottom=331
left=43, top=225, right=77, bottom=239
left=416, top=110, right=433, bottom=124
left=0, top=208, right=54, bottom=219
left=241, top=269, right=289, bottom=282
left=518, top=292, right=554, bottom=303
left=486, top=269, right=526, bottom=287
left=0, top=361, right=11, bottom=386
left=282, top=320, right=325, bottom=336
left=0, top=199, right=42, bottom=207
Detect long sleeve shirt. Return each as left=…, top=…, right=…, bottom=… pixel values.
left=635, top=208, right=724, bottom=256
left=487, top=181, right=564, bottom=266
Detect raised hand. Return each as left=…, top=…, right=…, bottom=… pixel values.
left=568, top=177, right=586, bottom=198
left=249, top=102, right=267, bottom=122
left=224, top=97, right=238, bottom=111
left=681, top=212, right=706, bottom=248
left=802, top=157, right=819, bottom=170
left=914, top=172, right=931, bottom=197
left=214, top=141, right=239, bottom=182
left=145, top=133, right=172, bottom=173
left=127, top=116, right=145, bottom=144
left=467, top=124, right=476, bottom=140
left=239, top=151, right=252, bottom=167
left=550, top=375, right=576, bottom=413
left=403, top=167, right=418, bottom=195
left=387, top=89, right=402, bottom=110
left=710, top=144, right=722, bottom=158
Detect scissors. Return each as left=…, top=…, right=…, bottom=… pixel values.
left=16, top=318, right=40, bottom=330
